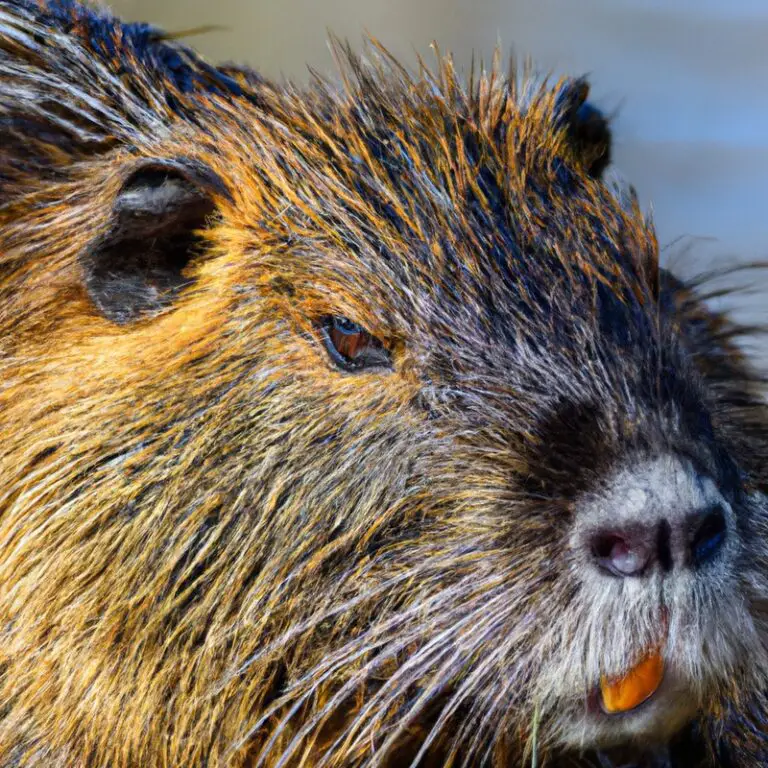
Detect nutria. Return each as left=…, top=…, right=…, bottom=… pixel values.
left=1, top=1, right=767, bottom=766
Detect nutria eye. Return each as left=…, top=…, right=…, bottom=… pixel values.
left=319, top=316, right=392, bottom=372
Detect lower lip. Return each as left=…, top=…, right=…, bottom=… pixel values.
left=587, top=687, right=606, bottom=716
left=587, top=677, right=663, bottom=719
left=591, top=612, right=669, bottom=718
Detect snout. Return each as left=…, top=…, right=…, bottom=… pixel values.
left=561, top=454, right=744, bottom=743
left=551, top=454, right=754, bottom=746
left=574, top=456, right=735, bottom=581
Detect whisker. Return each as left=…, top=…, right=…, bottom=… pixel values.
left=333, top=584, right=517, bottom=763
left=238, top=573, right=493, bottom=765
left=403, top=604, right=522, bottom=767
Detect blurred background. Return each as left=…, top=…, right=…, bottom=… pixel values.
left=111, top=0, right=768, bottom=358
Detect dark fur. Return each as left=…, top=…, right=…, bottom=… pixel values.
left=1, top=1, right=767, bottom=766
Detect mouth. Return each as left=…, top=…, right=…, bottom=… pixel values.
left=589, top=647, right=665, bottom=717
left=589, top=612, right=669, bottom=719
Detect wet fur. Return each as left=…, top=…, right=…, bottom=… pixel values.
left=1, top=1, right=768, bottom=766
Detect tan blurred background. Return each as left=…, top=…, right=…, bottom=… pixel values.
left=111, top=0, right=768, bottom=352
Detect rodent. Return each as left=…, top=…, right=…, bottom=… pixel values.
left=1, top=1, right=767, bottom=766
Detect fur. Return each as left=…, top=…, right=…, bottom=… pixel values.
left=1, top=1, right=768, bottom=766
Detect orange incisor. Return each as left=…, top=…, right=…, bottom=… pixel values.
left=600, top=650, right=665, bottom=714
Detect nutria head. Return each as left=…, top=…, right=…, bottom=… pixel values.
left=1, top=2, right=767, bottom=766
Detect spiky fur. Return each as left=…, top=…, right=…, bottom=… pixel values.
left=1, top=1, right=768, bottom=766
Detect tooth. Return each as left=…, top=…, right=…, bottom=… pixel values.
left=600, top=650, right=664, bottom=714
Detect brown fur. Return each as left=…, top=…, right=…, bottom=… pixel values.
left=1, top=1, right=768, bottom=766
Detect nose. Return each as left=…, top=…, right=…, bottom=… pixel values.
left=590, top=504, right=727, bottom=577
left=578, top=458, right=732, bottom=578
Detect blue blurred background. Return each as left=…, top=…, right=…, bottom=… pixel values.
left=112, top=0, right=768, bottom=359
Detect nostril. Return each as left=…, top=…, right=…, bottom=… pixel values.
left=690, top=505, right=728, bottom=566
left=591, top=531, right=651, bottom=577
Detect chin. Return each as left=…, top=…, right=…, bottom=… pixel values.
left=559, top=666, right=703, bottom=751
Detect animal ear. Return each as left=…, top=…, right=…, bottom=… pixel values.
left=82, top=158, right=229, bottom=324
left=556, top=78, right=613, bottom=179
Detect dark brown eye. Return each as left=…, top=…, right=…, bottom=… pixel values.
left=320, top=316, right=392, bottom=372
